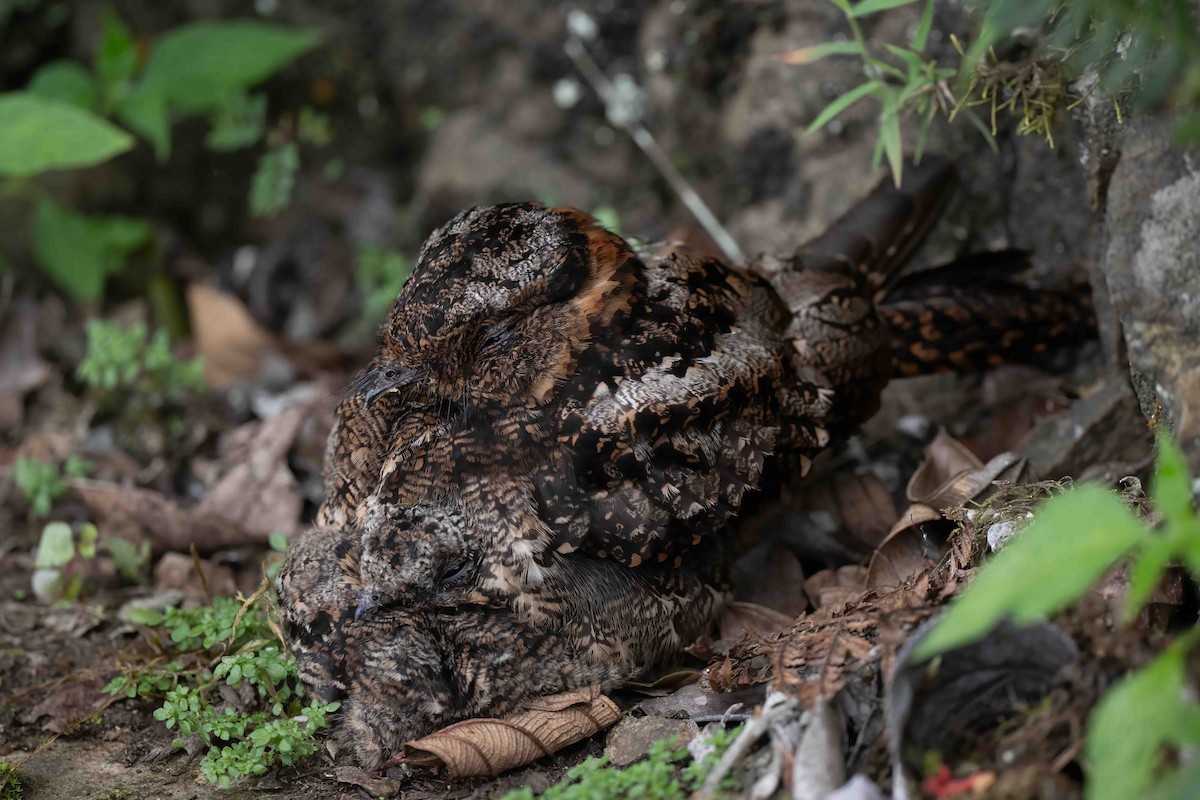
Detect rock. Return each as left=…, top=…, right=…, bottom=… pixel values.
left=604, top=714, right=697, bottom=767
left=1101, top=119, right=1200, bottom=475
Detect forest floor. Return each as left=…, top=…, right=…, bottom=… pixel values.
left=2, top=1, right=1196, bottom=798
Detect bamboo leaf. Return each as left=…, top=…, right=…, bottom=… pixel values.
left=805, top=80, right=880, bottom=135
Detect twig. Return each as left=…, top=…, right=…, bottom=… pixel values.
left=564, top=37, right=746, bottom=264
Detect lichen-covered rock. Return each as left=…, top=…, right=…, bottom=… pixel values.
left=1101, top=119, right=1200, bottom=475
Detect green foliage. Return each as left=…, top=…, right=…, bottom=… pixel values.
left=13, top=457, right=64, bottom=518
left=2, top=12, right=321, bottom=302
left=0, top=761, right=23, bottom=800
left=137, top=22, right=319, bottom=118
left=76, top=319, right=206, bottom=416
left=12, top=455, right=89, bottom=518
left=793, top=0, right=972, bottom=186
left=501, top=725, right=742, bottom=800
left=32, top=198, right=152, bottom=301
left=0, top=94, right=133, bottom=177
left=355, top=246, right=412, bottom=322
left=104, top=592, right=338, bottom=788
left=918, top=434, right=1200, bottom=800
left=205, top=93, right=268, bottom=152
left=31, top=519, right=98, bottom=602
left=249, top=142, right=300, bottom=218
left=802, top=0, right=1200, bottom=183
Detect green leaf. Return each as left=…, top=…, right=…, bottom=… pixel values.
left=883, top=44, right=925, bottom=73
left=205, top=92, right=267, bottom=151
left=33, top=197, right=107, bottom=300
left=913, top=0, right=934, bottom=50
left=780, top=40, right=862, bottom=65
left=1086, top=634, right=1197, bottom=800
left=850, top=0, right=919, bottom=17
left=95, top=10, right=137, bottom=92
left=32, top=199, right=151, bottom=300
left=1124, top=534, right=1174, bottom=622
left=915, top=486, right=1145, bottom=659
left=1152, top=432, right=1195, bottom=531
left=77, top=523, right=99, bottom=559
left=140, top=21, right=320, bottom=113
left=116, top=88, right=171, bottom=161
left=36, top=522, right=76, bottom=569
left=805, top=80, right=880, bottom=135
left=27, top=61, right=99, bottom=111
left=249, top=142, right=299, bottom=217
left=879, top=92, right=903, bottom=187
left=0, top=93, right=133, bottom=177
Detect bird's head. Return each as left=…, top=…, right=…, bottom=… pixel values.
left=355, top=505, right=477, bottom=620
left=349, top=203, right=638, bottom=410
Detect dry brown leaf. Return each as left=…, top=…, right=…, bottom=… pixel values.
left=71, top=478, right=263, bottom=554
left=720, top=600, right=796, bottom=642
left=19, top=679, right=104, bottom=733
left=194, top=407, right=306, bottom=538
left=804, top=566, right=868, bottom=610
left=187, top=283, right=280, bottom=388
left=906, top=428, right=985, bottom=506
left=731, top=543, right=808, bottom=618
left=405, top=689, right=621, bottom=778
left=865, top=504, right=942, bottom=590
left=0, top=305, right=51, bottom=428
left=828, top=472, right=897, bottom=549
left=153, top=551, right=237, bottom=601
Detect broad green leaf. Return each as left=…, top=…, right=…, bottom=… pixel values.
left=36, top=522, right=76, bottom=568
left=850, top=0, right=919, bottom=16
left=1152, top=432, right=1195, bottom=530
left=32, top=198, right=150, bottom=300
left=205, top=92, right=267, bottom=151
left=879, top=92, right=903, bottom=187
left=805, top=80, right=880, bottom=135
left=33, top=197, right=107, bottom=299
left=779, top=40, right=861, bottom=65
left=91, top=214, right=153, bottom=257
left=1123, top=534, right=1174, bottom=622
left=140, top=21, right=320, bottom=113
left=1158, top=759, right=1200, bottom=800
left=915, top=486, right=1145, bottom=659
left=1086, top=634, right=1196, bottom=800
left=249, top=142, right=299, bottom=218
left=913, top=0, right=934, bottom=50
left=0, top=93, right=133, bottom=177
left=27, top=60, right=99, bottom=111
left=116, top=88, right=171, bottom=160
left=95, top=10, right=138, bottom=92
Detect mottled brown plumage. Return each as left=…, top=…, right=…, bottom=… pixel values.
left=278, top=156, right=1093, bottom=766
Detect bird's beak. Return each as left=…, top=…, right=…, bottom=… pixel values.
left=354, top=592, right=378, bottom=621
left=347, top=363, right=417, bottom=407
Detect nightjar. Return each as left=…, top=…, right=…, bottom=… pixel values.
left=278, top=156, right=1094, bottom=765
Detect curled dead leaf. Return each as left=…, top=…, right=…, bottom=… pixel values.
left=71, top=478, right=263, bottom=555
left=720, top=600, right=797, bottom=642
left=865, top=505, right=943, bottom=590
left=187, top=283, right=280, bottom=389
left=405, top=689, right=620, bottom=778
left=804, top=566, right=869, bottom=610
left=194, top=407, right=307, bottom=538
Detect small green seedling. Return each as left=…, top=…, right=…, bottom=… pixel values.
left=104, top=592, right=338, bottom=788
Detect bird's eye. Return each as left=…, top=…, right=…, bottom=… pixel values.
left=481, top=319, right=516, bottom=348
left=383, top=368, right=397, bottom=380
left=439, top=558, right=472, bottom=590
